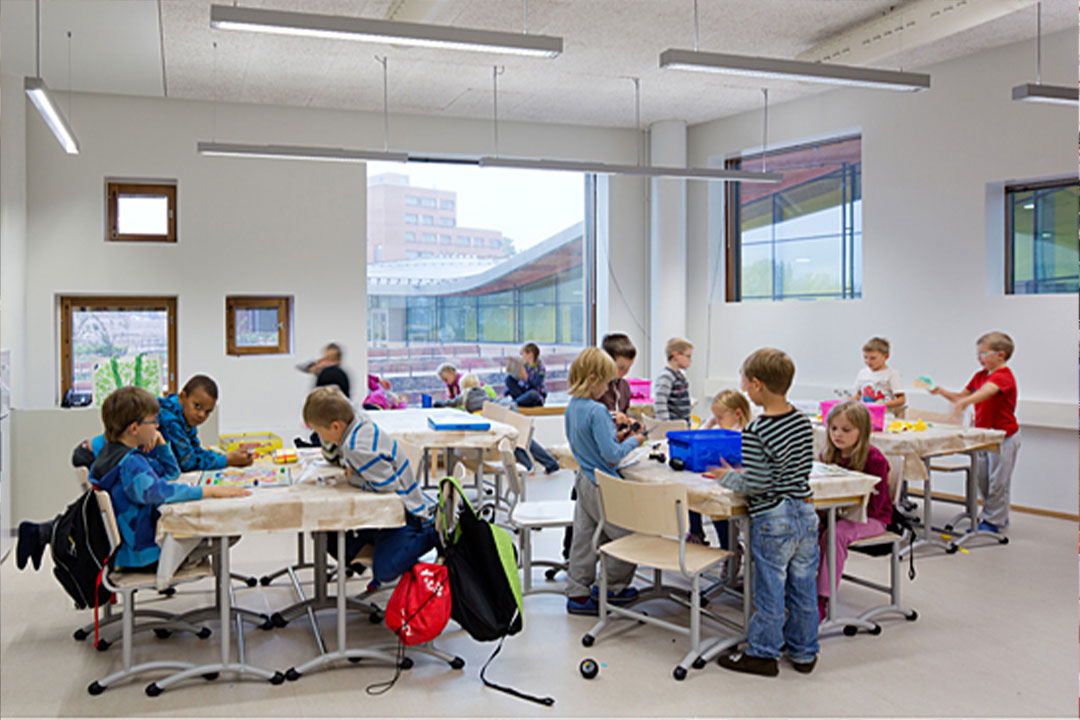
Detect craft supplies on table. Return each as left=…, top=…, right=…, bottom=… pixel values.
left=218, top=431, right=282, bottom=459
left=197, top=466, right=292, bottom=488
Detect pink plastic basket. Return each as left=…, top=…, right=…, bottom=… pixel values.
left=627, top=378, right=652, bottom=402
left=820, top=400, right=886, bottom=432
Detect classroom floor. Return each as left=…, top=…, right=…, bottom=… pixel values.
left=1, top=468, right=1075, bottom=718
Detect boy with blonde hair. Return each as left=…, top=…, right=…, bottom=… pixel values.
left=852, top=337, right=906, bottom=417
left=303, top=387, right=435, bottom=584
left=715, top=348, right=818, bottom=677
left=654, top=337, right=693, bottom=422
left=931, top=331, right=1020, bottom=534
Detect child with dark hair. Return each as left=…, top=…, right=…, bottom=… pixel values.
left=158, top=374, right=252, bottom=471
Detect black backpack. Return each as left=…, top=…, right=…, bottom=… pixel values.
left=50, top=490, right=114, bottom=610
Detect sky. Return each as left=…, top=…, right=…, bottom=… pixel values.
left=368, top=161, right=586, bottom=251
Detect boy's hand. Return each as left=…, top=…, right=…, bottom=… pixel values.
left=227, top=449, right=254, bottom=467
left=204, top=485, right=252, bottom=499
left=717, top=457, right=743, bottom=474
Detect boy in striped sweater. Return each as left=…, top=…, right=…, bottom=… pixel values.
left=653, top=337, right=693, bottom=422
left=303, top=387, right=436, bottom=586
left=714, top=348, right=819, bottom=677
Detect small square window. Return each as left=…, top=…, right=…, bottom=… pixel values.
left=107, top=181, right=177, bottom=242
left=404, top=213, right=418, bottom=224
left=421, top=215, right=435, bottom=225
left=226, top=296, right=291, bottom=355
left=439, top=199, right=455, bottom=210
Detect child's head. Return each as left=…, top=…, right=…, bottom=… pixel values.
left=740, top=348, right=795, bottom=405
left=711, top=389, right=751, bottom=430
left=602, top=333, right=637, bottom=378
left=102, top=386, right=160, bottom=445
left=436, top=363, right=458, bottom=385
left=862, top=337, right=890, bottom=372
left=823, top=400, right=871, bottom=472
left=976, top=331, right=1013, bottom=370
left=568, top=347, right=618, bottom=399
left=322, top=343, right=343, bottom=364
left=520, top=342, right=540, bottom=365
left=665, top=337, right=694, bottom=370
left=302, top=386, right=355, bottom=446
left=461, top=373, right=480, bottom=390
left=178, top=375, right=219, bottom=427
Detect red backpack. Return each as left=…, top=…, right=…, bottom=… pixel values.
left=385, top=562, right=451, bottom=646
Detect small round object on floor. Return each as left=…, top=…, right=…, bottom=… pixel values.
left=945, top=544, right=958, bottom=554
left=197, top=627, right=212, bottom=639
left=843, top=625, right=858, bottom=637
left=399, top=657, right=414, bottom=670
left=999, top=536, right=1009, bottom=545
left=449, top=657, right=465, bottom=670
left=145, top=683, right=162, bottom=697
left=581, top=634, right=594, bottom=647
left=202, top=672, right=219, bottom=681
left=285, top=668, right=301, bottom=681
left=673, top=666, right=687, bottom=681
left=943, top=524, right=954, bottom=532
left=154, top=628, right=172, bottom=639
left=579, top=658, right=599, bottom=679
left=88, top=681, right=105, bottom=696
left=868, top=624, right=882, bottom=636
left=73, top=628, right=89, bottom=641
left=95, top=638, right=111, bottom=652
left=906, top=610, right=919, bottom=621
left=669, top=457, right=685, bottom=472
left=270, top=671, right=286, bottom=685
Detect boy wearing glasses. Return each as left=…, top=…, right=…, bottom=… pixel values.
left=931, top=331, right=1020, bottom=534
left=17, top=387, right=247, bottom=572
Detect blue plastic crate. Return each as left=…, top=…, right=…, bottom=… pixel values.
left=665, top=429, right=742, bottom=472
left=421, top=393, right=433, bottom=408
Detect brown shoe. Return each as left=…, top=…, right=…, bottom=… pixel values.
left=790, top=656, right=817, bottom=674
left=717, top=651, right=779, bottom=677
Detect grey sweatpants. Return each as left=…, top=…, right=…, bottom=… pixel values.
left=971, top=431, right=1020, bottom=527
left=565, top=470, right=636, bottom=598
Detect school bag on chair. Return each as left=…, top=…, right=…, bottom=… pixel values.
left=50, top=489, right=114, bottom=610
left=436, top=475, right=553, bottom=706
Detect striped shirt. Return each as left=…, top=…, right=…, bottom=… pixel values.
left=322, top=411, right=433, bottom=519
left=719, top=408, right=813, bottom=516
left=654, top=366, right=691, bottom=421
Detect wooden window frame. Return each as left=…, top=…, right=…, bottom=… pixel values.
left=60, top=295, right=178, bottom=400
left=106, top=181, right=178, bottom=242
left=1004, top=177, right=1078, bottom=295
left=226, top=296, right=291, bottom=356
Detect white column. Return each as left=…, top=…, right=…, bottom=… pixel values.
left=648, top=119, right=687, bottom=379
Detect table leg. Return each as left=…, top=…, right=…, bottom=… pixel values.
left=817, top=506, right=876, bottom=636
left=900, top=458, right=957, bottom=556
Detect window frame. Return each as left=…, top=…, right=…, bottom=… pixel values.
left=106, top=181, right=178, bottom=243
left=225, top=296, right=292, bottom=356
left=59, top=295, right=178, bottom=400
left=1004, top=177, right=1079, bottom=295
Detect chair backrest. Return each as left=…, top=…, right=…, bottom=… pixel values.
left=75, top=466, right=91, bottom=492
left=643, top=418, right=688, bottom=440
left=93, top=490, right=122, bottom=555
left=497, top=407, right=534, bottom=451
left=884, top=454, right=905, bottom=506
left=595, top=470, right=688, bottom=539
left=496, top=438, right=525, bottom=503
left=397, top=439, right=425, bottom=481
left=481, top=401, right=507, bottom=423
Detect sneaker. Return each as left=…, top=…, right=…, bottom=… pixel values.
left=16, top=522, right=40, bottom=571
left=977, top=520, right=1000, bottom=534
left=717, top=651, right=779, bottom=677
left=589, top=585, right=639, bottom=606
left=789, top=655, right=817, bottom=674
left=686, top=533, right=708, bottom=546
left=566, top=596, right=600, bottom=616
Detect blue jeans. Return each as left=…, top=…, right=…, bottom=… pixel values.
left=333, top=514, right=437, bottom=584
left=515, top=440, right=560, bottom=474
left=746, top=498, right=820, bottom=662
left=505, top=376, right=543, bottom=407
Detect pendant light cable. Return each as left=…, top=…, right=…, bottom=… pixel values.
left=376, top=55, right=390, bottom=151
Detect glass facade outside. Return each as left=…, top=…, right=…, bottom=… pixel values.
left=1007, top=181, right=1079, bottom=294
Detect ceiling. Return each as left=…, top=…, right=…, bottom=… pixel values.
left=1, top=0, right=1075, bottom=129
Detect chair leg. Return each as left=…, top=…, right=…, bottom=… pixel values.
left=521, top=528, right=533, bottom=594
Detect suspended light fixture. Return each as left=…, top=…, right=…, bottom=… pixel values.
left=1011, top=3, right=1078, bottom=106
left=209, top=4, right=562, bottom=58
left=659, top=0, right=928, bottom=92
left=25, top=1, right=79, bottom=154
left=197, top=142, right=407, bottom=163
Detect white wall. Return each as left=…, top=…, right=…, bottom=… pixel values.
left=687, top=30, right=1078, bottom=514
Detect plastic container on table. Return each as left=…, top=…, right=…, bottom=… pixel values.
left=421, top=393, right=433, bottom=408
left=820, top=400, right=886, bottom=432
left=665, top=429, right=742, bottom=472
left=626, top=378, right=652, bottom=401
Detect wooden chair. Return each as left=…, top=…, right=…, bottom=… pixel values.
left=87, top=491, right=216, bottom=695
left=819, top=455, right=918, bottom=638
left=496, top=439, right=575, bottom=594
left=582, top=471, right=731, bottom=681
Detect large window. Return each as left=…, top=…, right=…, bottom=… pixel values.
left=725, top=135, right=861, bottom=302
left=367, top=163, right=593, bottom=403
left=1006, top=179, right=1079, bottom=294
left=60, top=296, right=177, bottom=401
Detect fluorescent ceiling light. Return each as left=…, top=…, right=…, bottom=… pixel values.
left=659, top=49, right=930, bottom=92
left=24, top=77, right=80, bottom=154
left=1011, top=83, right=1078, bottom=106
left=210, top=5, right=562, bottom=58
left=197, top=141, right=407, bottom=163
left=479, top=156, right=782, bottom=183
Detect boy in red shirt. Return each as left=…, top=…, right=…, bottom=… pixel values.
left=932, top=331, right=1020, bottom=534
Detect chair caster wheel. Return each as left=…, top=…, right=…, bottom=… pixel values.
left=245, top=576, right=258, bottom=587
left=399, top=657, right=414, bottom=670
left=197, top=627, right=212, bottom=639
left=868, top=624, right=882, bottom=636
left=906, top=610, right=918, bottom=621
left=158, top=587, right=176, bottom=597
left=348, top=656, right=363, bottom=664
left=145, top=683, right=162, bottom=697
left=945, top=544, right=958, bottom=554
left=450, top=657, right=465, bottom=670
left=88, top=681, right=105, bottom=696
left=581, top=634, right=594, bottom=647
left=285, top=668, right=301, bottom=682
left=270, top=671, right=285, bottom=685
left=544, top=568, right=558, bottom=580
left=95, top=638, right=111, bottom=651
left=74, top=628, right=89, bottom=641
left=259, top=619, right=275, bottom=631
left=202, top=672, right=219, bottom=681
left=345, top=568, right=355, bottom=578
left=692, top=658, right=706, bottom=670
left=843, top=625, right=858, bottom=637
left=270, top=613, right=288, bottom=628
left=259, top=576, right=272, bottom=586
left=154, top=628, right=172, bottom=639
left=999, top=536, right=1009, bottom=545
left=369, top=611, right=383, bottom=624
left=673, top=666, right=687, bottom=681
